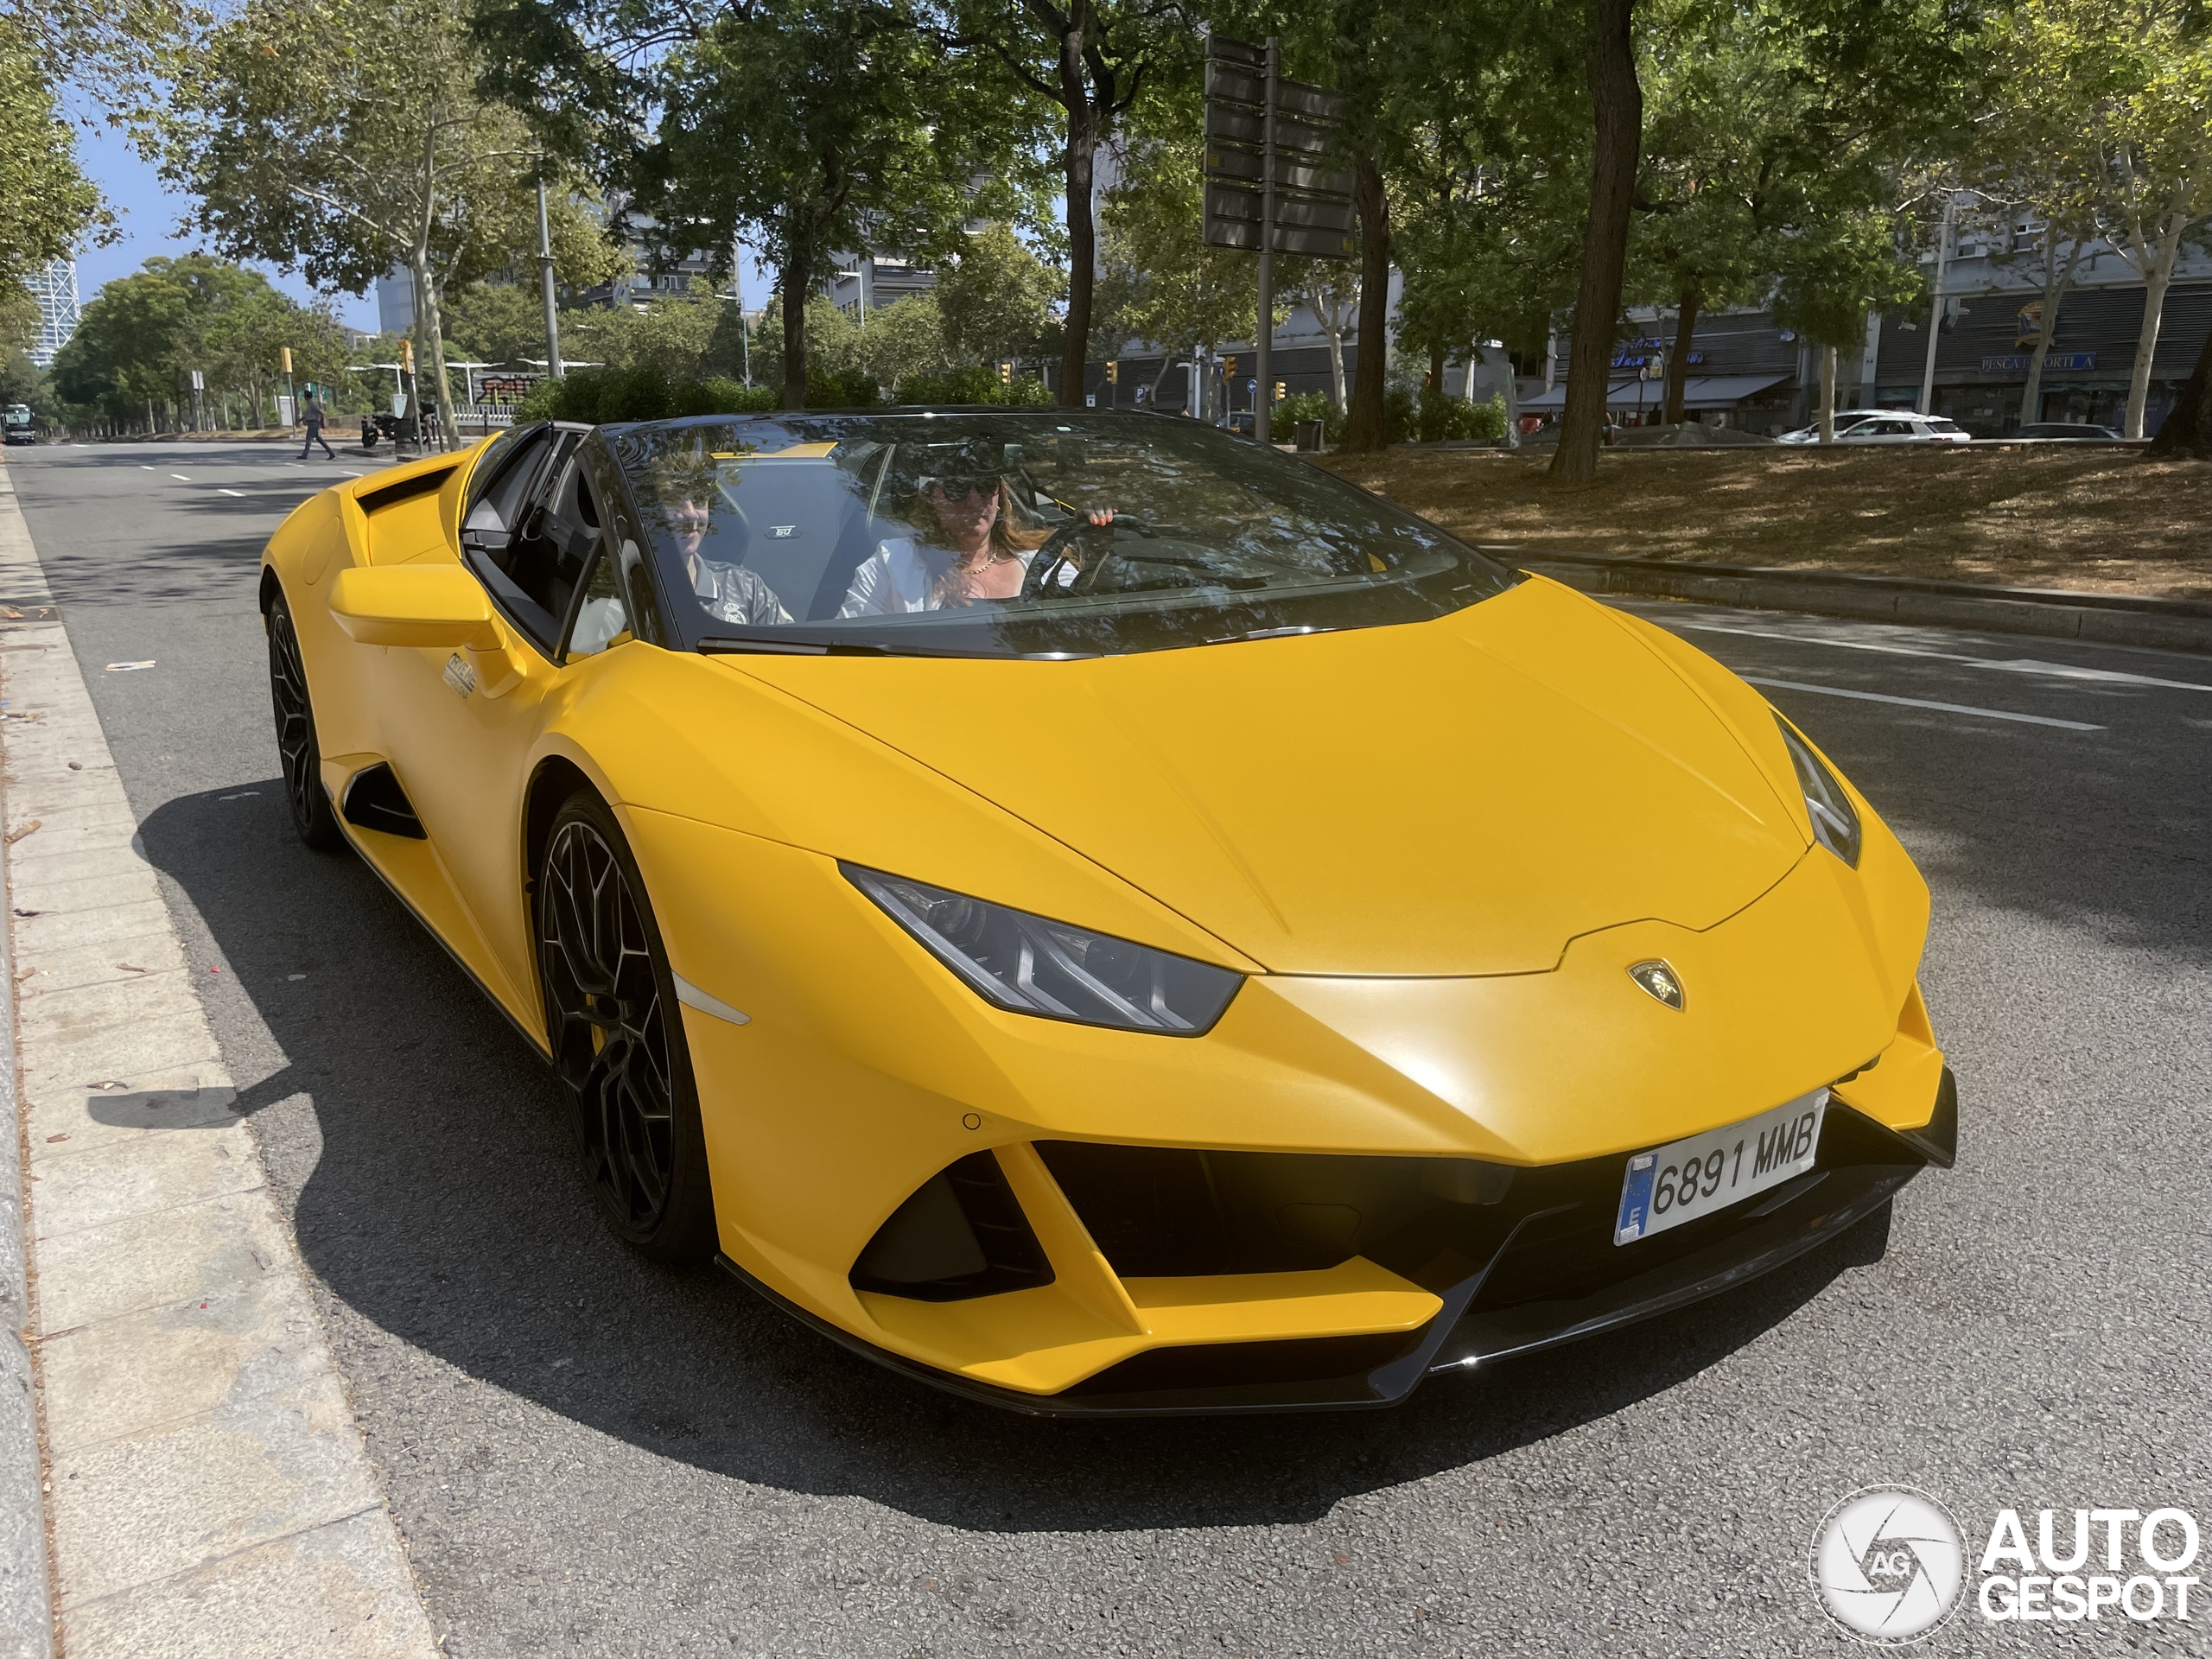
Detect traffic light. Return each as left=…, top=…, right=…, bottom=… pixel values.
left=279, top=346, right=293, bottom=375
left=1274, top=380, right=1287, bottom=403
left=999, top=361, right=1012, bottom=385
left=1104, top=361, right=1119, bottom=385
left=1222, top=354, right=1238, bottom=378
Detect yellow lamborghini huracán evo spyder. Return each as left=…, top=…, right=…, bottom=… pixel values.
left=262, top=410, right=1955, bottom=1414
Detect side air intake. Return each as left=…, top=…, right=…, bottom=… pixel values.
left=340, top=762, right=426, bottom=838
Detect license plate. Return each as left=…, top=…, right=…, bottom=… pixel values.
left=1614, top=1090, right=1827, bottom=1245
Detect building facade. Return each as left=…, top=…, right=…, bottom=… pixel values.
left=25, top=261, right=81, bottom=369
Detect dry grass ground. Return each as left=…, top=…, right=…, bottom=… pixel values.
left=1319, top=444, right=2212, bottom=600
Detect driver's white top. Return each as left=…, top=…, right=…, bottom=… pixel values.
left=838, top=538, right=1041, bottom=618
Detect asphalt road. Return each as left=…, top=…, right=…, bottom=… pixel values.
left=9, top=438, right=2209, bottom=1658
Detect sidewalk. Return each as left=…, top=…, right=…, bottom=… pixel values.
left=0, top=461, right=438, bottom=1657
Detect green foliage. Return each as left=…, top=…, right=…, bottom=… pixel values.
left=1274, top=391, right=1344, bottom=444
left=601, top=0, right=1033, bottom=404
left=1096, top=92, right=1274, bottom=371
left=520, top=363, right=874, bottom=424
left=0, top=23, right=110, bottom=294
left=935, top=223, right=1064, bottom=369
left=0, top=352, right=60, bottom=424
left=50, top=255, right=352, bottom=425
left=893, top=365, right=1052, bottom=405
left=442, top=283, right=552, bottom=368
left=160, top=0, right=603, bottom=441
left=1413, top=388, right=1508, bottom=442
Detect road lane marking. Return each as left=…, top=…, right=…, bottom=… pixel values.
left=1741, top=677, right=2105, bottom=731
left=168, top=473, right=191, bottom=481
left=139, top=466, right=154, bottom=471
left=1678, top=620, right=2212, bottom=692
left=218, top=488, right=245, bottom=497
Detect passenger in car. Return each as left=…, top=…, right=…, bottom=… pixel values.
left=652, top=457, right=791, bottom=627
left=839, top=472, right=1109, bottom=616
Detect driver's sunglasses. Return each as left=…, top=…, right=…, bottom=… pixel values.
left=926, top=477, right=997, bottom=502
left=670, top=508, right=711, bottom=533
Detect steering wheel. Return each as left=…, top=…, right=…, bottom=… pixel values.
left=1020, top=512, right=1155, bottom=599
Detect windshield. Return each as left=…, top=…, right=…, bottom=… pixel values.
left=601, top=412, right=1512, bottom=658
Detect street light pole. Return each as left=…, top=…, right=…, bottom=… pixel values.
left=537, top=167, right=564, bottom=378
left=733, top=228, right=751, bottom=388
left=1254, top=35, right=1279, bottom=447
left=1918, top=191, right=1956, bottom=416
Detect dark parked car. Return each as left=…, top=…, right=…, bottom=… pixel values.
left=2015, top=422, right=2124, bottom=441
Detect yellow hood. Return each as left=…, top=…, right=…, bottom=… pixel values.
left=721, top=579, right=1810, bottom=976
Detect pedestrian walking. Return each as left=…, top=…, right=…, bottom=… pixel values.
left=299, top=391, right=338, bottom=460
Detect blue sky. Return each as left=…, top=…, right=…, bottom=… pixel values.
left=73, top=116, right=383, bottom=331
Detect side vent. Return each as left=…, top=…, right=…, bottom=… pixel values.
left=849, top=1152, right=1054, bottom=1302
left=357, top=467, right=456, bottom=515
left=340, top=763, right=426, bottom=839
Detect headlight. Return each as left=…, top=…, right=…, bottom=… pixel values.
left=842, top=864, right=1243, bottom=1035
left=1774, top=714, right=1861, bottom=868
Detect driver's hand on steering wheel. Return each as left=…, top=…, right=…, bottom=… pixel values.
left=1085, top=507, right=1116, bottom=527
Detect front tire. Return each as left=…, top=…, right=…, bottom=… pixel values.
left=536, top=791, right=717, bottom=1263
left=266, top=591, right=345, bottom=851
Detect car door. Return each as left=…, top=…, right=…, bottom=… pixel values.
left=346, top=426, right=617, bottom=1026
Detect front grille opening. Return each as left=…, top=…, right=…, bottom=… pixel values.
left=1034, top=1141, right=1516, bottom=1280
left=1063, top=1330, right=1423, bottom=1399
left=849, top=1151, right=1055, bottom=1302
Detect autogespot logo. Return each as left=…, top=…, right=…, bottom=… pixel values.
left=1811, top=1486, right=1968, bottom=1644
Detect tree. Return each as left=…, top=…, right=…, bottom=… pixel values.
left=163, top=0, right=568, bottom=445
left=51, top=256, right=352, bottom=430
left=862, top=293, right=959, bottom=389
left=1548, top=0, right=1642, bottom=483
left=0, top=22, right=109, bottom=302
left=2146, top=325, right=2211, bottom=454
left=1095, top=104, right=1282, bottom=408
left=935, top=221, right=1065, bottom=372
left=481, top=0, right=1031, bottom=411
left=2075, top=2, right=2212, bottom=438
left=942, top=0, right=1185, bottom=407
left=1290, top=266, right=1358, bottom=410
left=1770, top=210, right=1923, bottom=441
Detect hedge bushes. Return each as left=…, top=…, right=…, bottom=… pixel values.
left=894, top=365, right=1054, bottom=405
left=512, top=360, right=1055, bottom=425
left=1270, top=388, right=1505, bottom=447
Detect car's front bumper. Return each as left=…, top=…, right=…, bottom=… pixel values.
left=718, top=1073, right=1957, bottom=1417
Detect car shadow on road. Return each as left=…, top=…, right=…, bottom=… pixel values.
left=132, top=780, right=1897, bottom=1535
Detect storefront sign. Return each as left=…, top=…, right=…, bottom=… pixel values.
left=1980, top=352, right=2097, bottom=373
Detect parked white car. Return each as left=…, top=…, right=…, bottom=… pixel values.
left=1777, top=410, right=1972, bottom=445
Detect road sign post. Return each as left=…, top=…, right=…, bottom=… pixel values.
left=1205, top=35, right=1355, bottom=446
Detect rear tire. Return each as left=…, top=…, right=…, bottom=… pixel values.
left=535, top=791, right=717, bottom=1263
left=265, top=591, right=345, bottom=852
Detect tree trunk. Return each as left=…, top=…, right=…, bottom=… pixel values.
left=2124, top=237, right=2178, bottom=439
left=1818, top=346, right=1836, bottom=442
left=781, top=220, right=812, bottom=410
left=1059, top=96, right=1099, bottom=410
left=1663, top=287, right=1699, bottom=423
left=410, top=248, right=458, bottom=449
left=1548, top=0, right=1643, bottom=486
left=1338, top=152, right=1394, bottom=453
left=1325, top=316, right=1348, bottom=410
left=1427, top=341, right=1446, bottom=393
left=2018, top=235, right=2083, bottom=430
left=2146, top=321, right=2212, bottom=456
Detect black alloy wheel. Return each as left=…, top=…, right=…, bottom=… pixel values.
left=536, top=791, right=716, bottom=1262
left=265, top=591, right=345, bottom=851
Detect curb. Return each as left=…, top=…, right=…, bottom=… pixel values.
left=0, top=546, right=54, bottom=1657
left=0, top=461, right=440, bottom=1659
left=1510, top=549, right=2212, bottom=656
